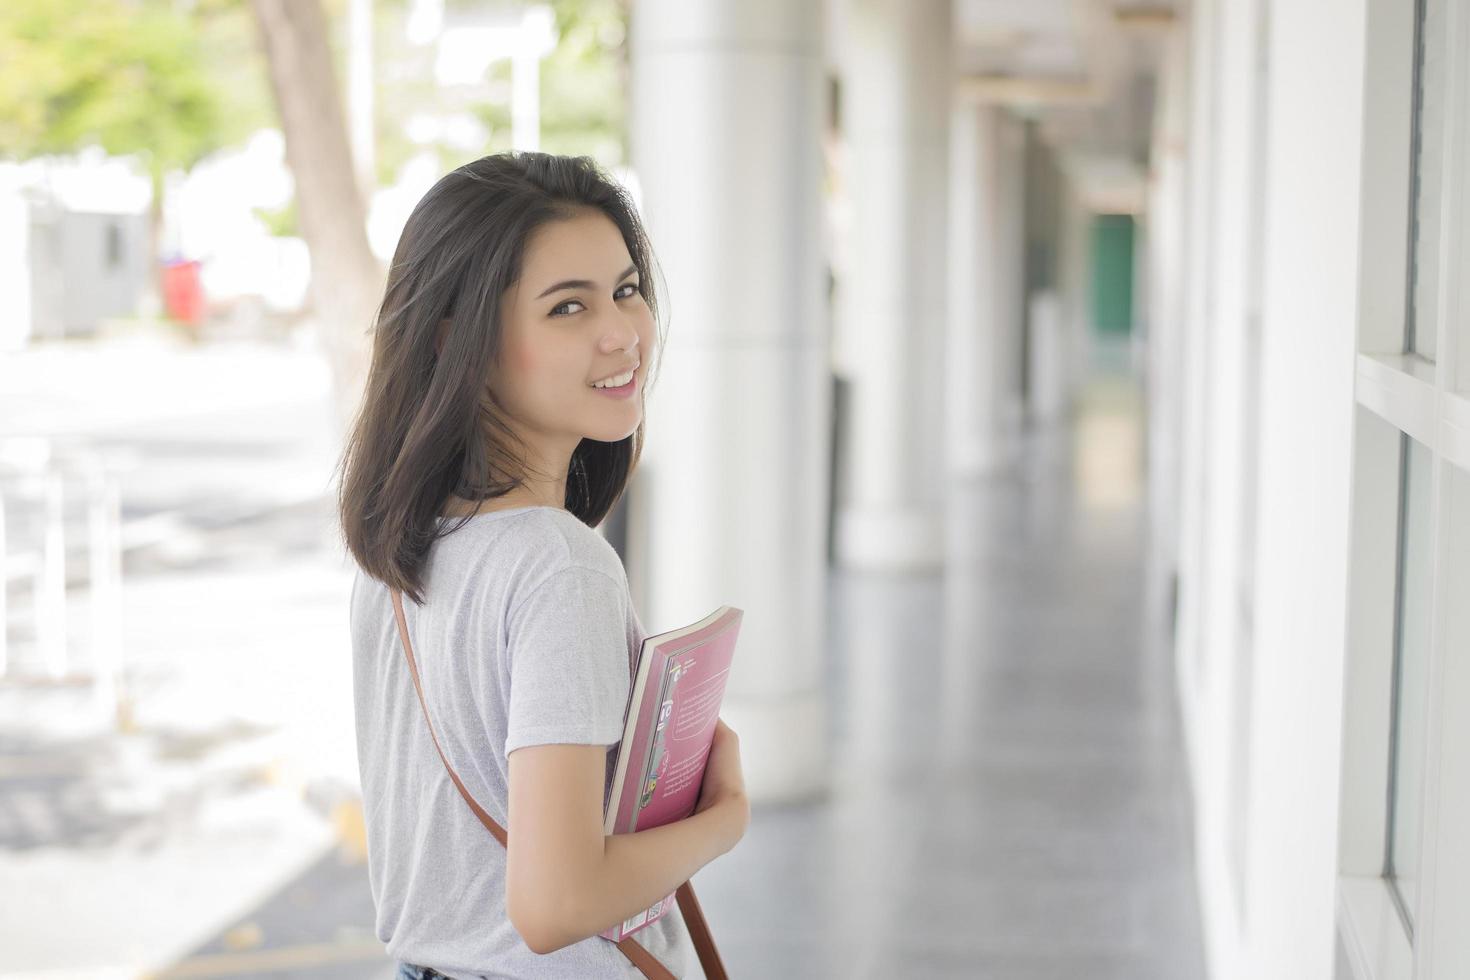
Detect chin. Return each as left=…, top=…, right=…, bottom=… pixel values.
left=585, top=418, right=640, bottom=443
left=587, top=427, right=638, bottom=444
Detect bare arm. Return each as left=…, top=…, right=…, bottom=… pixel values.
left=506, top=742, right=747, bottom=955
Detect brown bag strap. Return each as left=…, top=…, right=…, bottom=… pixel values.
left=390, top=589, right=729, bottom=980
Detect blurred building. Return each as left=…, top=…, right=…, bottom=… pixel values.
left=24, top=206, right=150, bottom=344
left=0, top=153, right=155, bottom=348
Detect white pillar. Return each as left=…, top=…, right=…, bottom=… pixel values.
left=946, top=103, right=1024, bottom=476
left=834, top=0, right=952, bottom=570
left=994, top=111, right=1028, bottom=442
left=1145, top=25, right=1191, bottom=632
left=629, top=0, right=829, bottom=803
left=1057, top=185, right=1093, bottom=395
left=1028, top=289, right=1066, bottom=423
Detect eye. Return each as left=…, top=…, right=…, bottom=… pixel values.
left=549, top=282, right=641, bottom=317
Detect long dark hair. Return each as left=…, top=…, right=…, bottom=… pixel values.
left=335, top=151, right=665, bottom=604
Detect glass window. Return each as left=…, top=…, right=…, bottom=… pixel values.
left=1405, top=0, right=1446, bottom=361
left=1385, top=434, right=1434, bottom=929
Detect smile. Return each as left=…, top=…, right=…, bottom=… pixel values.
left=590, top=371, right=638, bottom=399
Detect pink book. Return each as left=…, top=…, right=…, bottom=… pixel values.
left=598, top=604, right=744, bottom=942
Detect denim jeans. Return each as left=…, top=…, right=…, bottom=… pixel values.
left=394, top=964, right=455, bottom=980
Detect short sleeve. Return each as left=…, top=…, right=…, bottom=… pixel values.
left=504, top=564, right=633, bottom=760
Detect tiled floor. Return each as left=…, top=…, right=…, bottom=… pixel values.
left=689, top=382, right=1208, bottom=979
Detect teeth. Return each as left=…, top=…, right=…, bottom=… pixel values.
left=592, top=367, right=636, bottom=388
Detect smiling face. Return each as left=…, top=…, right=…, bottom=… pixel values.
left=488, top=208, right=654, bottom=476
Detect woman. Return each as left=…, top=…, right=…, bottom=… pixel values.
left=336, top=151, right=749, bottom=979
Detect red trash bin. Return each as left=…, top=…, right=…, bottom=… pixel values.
left=161, top=259, right=205, bottom=326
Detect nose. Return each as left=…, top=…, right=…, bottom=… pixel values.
left=601, top=310, right=641, bottom=355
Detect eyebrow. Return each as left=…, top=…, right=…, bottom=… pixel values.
left=534, top=263, right=639, bottom=300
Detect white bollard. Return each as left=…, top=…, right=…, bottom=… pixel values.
left=38, top=466, right=67, bottom=680
left=87, top=459, right=124, bottom=725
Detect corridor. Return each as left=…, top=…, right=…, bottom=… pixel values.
left=690, top=378, right=1208, bottom=978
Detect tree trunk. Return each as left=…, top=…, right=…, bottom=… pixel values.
left=147, top=167, right=167, bottom=329
left=249, top=0, right=383, bottom=434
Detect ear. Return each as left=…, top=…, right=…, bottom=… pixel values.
left=435, top=318, right=451, bottom=357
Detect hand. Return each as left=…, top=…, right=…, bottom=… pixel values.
left=693, top=718, right=749, bottom=846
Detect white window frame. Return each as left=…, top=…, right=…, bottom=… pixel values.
left=1337, top=0, right=1470, bottom=978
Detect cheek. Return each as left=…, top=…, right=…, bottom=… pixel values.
left=498, top=334, right=541, bottom=385
left=500, top=334, right=579, bottom=399
left=509, top=343, right=536, bottom=376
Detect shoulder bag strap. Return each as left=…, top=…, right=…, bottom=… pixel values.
left=390, top=589, right=729, bottom=980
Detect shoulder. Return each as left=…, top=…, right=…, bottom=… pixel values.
left=513, top=508, right=628, bottom=594
left=531, top=508, right=625, bottom=578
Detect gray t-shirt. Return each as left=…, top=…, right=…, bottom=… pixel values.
left=349, top=504, right=704, bottom=979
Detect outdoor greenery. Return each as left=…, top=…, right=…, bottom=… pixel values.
left=0, top=0, right=630, bottom=229
left=0, top=0, right=274, bottom=182
left=539, top=0, right=629, bottom=162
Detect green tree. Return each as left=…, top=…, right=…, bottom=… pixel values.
left=0, top=0, right=273, bottom=309
left=539, top=0, right=630, bottom=163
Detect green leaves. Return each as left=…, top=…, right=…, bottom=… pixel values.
left=0, top=0, right=270, bottom=176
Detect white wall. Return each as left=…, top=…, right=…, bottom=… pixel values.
left=1242, top=7, right=1366, bottom=975
left=1174, top=0, right=1259, bottom=973
left=1159, top=0, right=1371, bottom=977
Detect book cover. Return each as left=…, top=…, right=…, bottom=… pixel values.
left=598, top=604, right=743, bottom=942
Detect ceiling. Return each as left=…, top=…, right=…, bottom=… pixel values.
left=954, top=0, right=1181, bottom=212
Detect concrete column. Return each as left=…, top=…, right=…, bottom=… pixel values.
left=1144, top=25, right=1191, bottom=634
left=628, top=0, right=829, bottom=803
left=1028, top=289, right=1067, bottom=423
left=834, top=0, right=952, bottom=570
left=994, top=111, right=1028, bottom=443
left=1057, top=186, right=1093, bottom=390
left=946, top=103, right=1025, bottom=476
